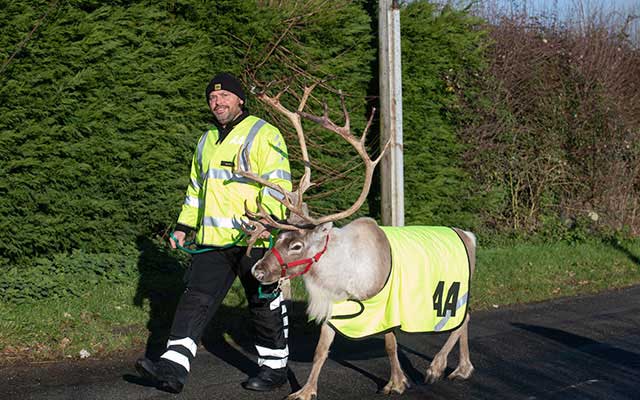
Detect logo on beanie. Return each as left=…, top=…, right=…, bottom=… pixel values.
left=214, top=83, right=222, bottom=90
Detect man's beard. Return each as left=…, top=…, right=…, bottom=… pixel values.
left=215, top=107, right=240, bottom=125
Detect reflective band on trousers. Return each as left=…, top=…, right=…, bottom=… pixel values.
left=161, top=350, right=191, bottom=372
left=269, top=295, right=282, bottom=310
left=282, top=302, right=289, bottom=339
left=167, top=337, right=198, bottom=357
left=256, top=292, right=289, bottom=369
left=260, top=358, right=288, bottom=369
left=255, top=345, right=289, bottom=358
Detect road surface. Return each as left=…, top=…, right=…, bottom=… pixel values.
left=2, top=285, right=639, bottom=399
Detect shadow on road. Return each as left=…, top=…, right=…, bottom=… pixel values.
left=512, top=322, right=640, bottom=370
left=133, top=236, right=186, bottom=360
left=128, top=237, right=322, bottom=379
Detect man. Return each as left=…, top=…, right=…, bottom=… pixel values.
left=135, top=72, right=292, bottom=394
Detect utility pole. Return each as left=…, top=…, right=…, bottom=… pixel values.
left=379, top=0, right=405, bottom=226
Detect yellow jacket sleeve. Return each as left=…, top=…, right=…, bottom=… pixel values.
left=253, top=126, right=292, bottom=219
left=176, top=135, right=206, bottom=230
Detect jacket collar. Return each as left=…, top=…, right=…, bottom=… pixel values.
left=213, top=110, right=250, bottom=144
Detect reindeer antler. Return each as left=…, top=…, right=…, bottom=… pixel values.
left=239, top=200, right=303, bottom=254
left=234, top=81, right=391, bottom=249
left=298, top=91, right=390, bottom=224
left=255, top=81, right=321, bottom=204
left=233, top=82, right=320, bottom=223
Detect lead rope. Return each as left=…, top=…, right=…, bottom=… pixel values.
left=257, top=277, right=285, bottom=300
left=170, top=231, right=275, bottom=254
left=170, top=231, right=280, bottom=300
left=258, top=230, right=282, bottom=300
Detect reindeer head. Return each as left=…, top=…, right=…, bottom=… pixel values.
left=233, top=80, right=390, bottom=285
left=251, top=221, right=332, bottom=284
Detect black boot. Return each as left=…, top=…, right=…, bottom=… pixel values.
left=135, top=357, right=187, bottom=394
left=243, top=365, right=288, bottom=391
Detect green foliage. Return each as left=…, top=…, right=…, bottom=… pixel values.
left=0, top=248, right=138, bottom=304
left=222, top=0, right=376, bottom=220
left=0, top=235, right=188, bottom=305
left=400, top=2, right=486, bottom=228
left=473, top=238, right=640, bottom=309
left=0, top=0, right=374, bottom=270
left=1, top=1, right=212, bottom=264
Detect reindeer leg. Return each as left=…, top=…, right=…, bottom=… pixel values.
left=448, top=314, right=474, bottom=380
left=382, top=331, right=410, bottom=394
left=288, top=323, right=336, bottom=400
left=425, top=314, right=469, bottom=384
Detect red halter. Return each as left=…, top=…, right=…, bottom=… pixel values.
left=271, top=235, right=330, bottom=280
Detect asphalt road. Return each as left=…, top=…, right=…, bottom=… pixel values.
left=2, top=285, right=639, bottom=400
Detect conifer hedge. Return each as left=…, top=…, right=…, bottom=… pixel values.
left=0, top=0, right=375, bottom=274
left=400, top=2, right=485, bottom=227
left=1, top=0, right=492, bottom=304
left=3, top=1, right=639, bottom=310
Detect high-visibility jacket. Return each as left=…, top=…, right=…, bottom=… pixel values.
left=177, top=115, right=292, bottom=247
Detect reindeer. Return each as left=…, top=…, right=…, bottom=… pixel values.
left=234, top=82, right=476, bottom=400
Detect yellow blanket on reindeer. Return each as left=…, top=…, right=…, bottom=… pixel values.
left=328, top=226, right=471, bottom=339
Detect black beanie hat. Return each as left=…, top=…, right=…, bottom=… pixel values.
left=205, top=72, right=246, bottom=104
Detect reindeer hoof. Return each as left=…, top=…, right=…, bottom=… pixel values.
left=287, top=387, right=317, bottom=400
left=425, top=367, right=443, bottom=384
left=381, top=377, right=410, bottom=395
left=448, top=363, right=474, bottom=381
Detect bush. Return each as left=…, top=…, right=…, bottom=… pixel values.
left=0, top=248, right=138, bottom=304
left=459, top=14, right=640, bottom=236
left=0, top=0, right=374, bottom=268
left=400, top=2, right=487, bottom=228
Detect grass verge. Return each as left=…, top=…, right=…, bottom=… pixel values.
left=1, top=238, right=639, bottom=363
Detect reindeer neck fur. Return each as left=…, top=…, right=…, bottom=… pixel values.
left=302, top=217, right=391, bottom=323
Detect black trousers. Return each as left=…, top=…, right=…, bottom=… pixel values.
left=169, top=246, right=287, bottom=358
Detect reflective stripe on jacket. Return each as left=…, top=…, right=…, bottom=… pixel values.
left=177, top=115, right=292, bottom=247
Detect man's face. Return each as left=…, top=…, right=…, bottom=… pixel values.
left=208, top=89, right=243, bottom=126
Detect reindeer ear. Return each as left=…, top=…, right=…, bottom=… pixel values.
left=288, top=193, right=310, bottom=216
left=314, top=222, right=333, bottom=235
left=287, top=212, right=306, bottom=225
left=286, top=201, right=310, bottom=225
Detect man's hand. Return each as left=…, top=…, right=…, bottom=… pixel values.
left=169, top=231, right=186, bottom=249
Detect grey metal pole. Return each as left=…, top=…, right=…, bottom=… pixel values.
left=379, top=0, right=405, bottom=227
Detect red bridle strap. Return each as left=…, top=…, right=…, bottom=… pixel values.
left=271, top=235, right=330, bottom=280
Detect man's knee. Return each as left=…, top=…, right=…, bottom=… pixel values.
left=170, top=288, right=216, bottom=340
